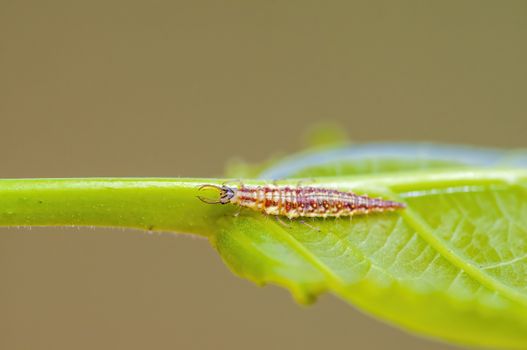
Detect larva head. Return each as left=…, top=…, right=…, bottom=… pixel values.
left=197, top=184, right=236, bottom=205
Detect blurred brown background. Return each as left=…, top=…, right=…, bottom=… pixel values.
left=1, top=1, right=526, bottom=349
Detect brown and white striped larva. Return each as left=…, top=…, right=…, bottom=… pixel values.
left=197, top=184, right=405, bottom=219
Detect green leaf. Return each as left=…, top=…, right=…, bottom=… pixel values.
left=2, top=144, right=527, bottom=348
left=217, top=144, right=527, bottom=349
left=212, top=170, right=527, bottom=349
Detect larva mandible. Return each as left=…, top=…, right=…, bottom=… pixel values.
left=197, top=184, right=405, bottom=219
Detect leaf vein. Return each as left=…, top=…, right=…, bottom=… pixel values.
left=399, top=206, right=527, bottom=306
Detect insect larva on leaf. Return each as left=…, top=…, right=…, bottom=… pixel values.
left=197, top=184, right=406, bottom=220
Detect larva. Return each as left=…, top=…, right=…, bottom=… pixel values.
left=197, top=184, right=405, bottom=219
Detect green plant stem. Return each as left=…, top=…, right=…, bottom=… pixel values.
left=0, top=178, right=228, bottom=237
